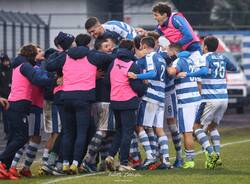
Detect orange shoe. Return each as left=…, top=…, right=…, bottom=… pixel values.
left=7, top=172, right=19, bottom=180
left=0, top=163, right=9, bottom=177
left=19, top=167, right=32, bottom=177
left=132, top=159, right=142, bottom=167
left=9, top=167, right=20, bottom=178
left=0, top=172, right=8, bottom=179
left=148, top=162, right=161, bottom=170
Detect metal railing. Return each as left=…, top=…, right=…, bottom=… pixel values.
left=0, top=11, right=49, bottom=58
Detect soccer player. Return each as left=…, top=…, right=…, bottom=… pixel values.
left=152, top=3, right=201, bottom=53
left=147, top=32, right=183, bottom=167
left=0, top=44, right=52, bottom=180
left=167, top=43, right=201, bottom=169
left=85, top=17, right=137, bottom=41
left=105, top=40, right=147, bottom=171
left=151, top=2, right=203, bottom=71
left=9, top=46, right=48, bottom=177
left=46, top=32, right=113, bottom=174
left=81, top=36, right=116, bottom=173
left=128, top=36, right=171, bottom=169
left=182, top=36, right=238, bottom=168
left=39, top=47, right=63, bottom=176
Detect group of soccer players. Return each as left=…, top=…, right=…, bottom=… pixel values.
left=0, top=2, right=238, bottom=180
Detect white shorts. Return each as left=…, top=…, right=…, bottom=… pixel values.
left=164, top=91, right=177, bottom=120
left=195, top=101, right=228, bottom=130
left=28, top=108, right=43, bottom=136
left=138, top=100, right=164, bottom=128
left=43, top=100, right=62, bottom=133
left=91, top=102, right=115, bottom=131
left=177, top=104, right=200, bottom=133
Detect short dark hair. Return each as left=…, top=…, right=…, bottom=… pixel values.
left=54, top=36, right=59, bottom=47
left=168, top=43, right=182, bottom=52
left=152, top=3, right=172, bottom=17
left=204, top=36, right=219, bottom=52
left=134, top=35, right=143, bottom=50
left=141, top=36, right=155, bottom=49
left=119, top=39, right=134, bottom=51
left=0, top=53, right=10, bottom=62
left=85, top=17, right=99, bottom=30
left=75, top=34, right=91, bottom=47
left=94, top=36, right=108, bottom=50
left=102, top=33, right=118, bottom=45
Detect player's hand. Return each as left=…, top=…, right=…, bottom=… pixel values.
left=96, top=70, right=104, bottom=79
left=57, top=76, right=63, bottom=85
left=128, top=72, right=137, bottom=79
left=135, top=27, right=147, bottom=36
left=143, top=80, right=149, bottom=84
left=0, top=97, right=9, bottom=110
left=177, top=72, right=187, bottom=78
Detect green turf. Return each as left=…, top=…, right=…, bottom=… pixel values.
left=1, top=127, right=250, bottom=184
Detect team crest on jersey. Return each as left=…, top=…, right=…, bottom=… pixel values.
left=116, top=64, right=127, bottom=69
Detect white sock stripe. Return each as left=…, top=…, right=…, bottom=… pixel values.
left=213, top=140, right=220, bottom=145
left=210, top=129, right=220, bottom=136
left=29, top=141, right=40, bottom=148
left=169, top=124, right=178, bottom=133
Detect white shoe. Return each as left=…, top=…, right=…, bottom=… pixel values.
left=118, top=165, right=136, bottom=172
left=105, top=156, right=116, bottom=171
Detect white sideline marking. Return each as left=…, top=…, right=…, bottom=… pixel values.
left=170, top=139, right=250, bottom=160
left=41, top=172, right=105, bottom=184
left=41, top=139, right=250, bottom=184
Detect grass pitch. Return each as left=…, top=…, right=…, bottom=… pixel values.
left=1, top=126, right=250, bottom=184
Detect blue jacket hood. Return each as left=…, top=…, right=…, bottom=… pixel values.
left=116, top=48, right=136, bottom=62
left=67, top=46, right=89, bottom=60
left=11, top=55, right=27, bottom=69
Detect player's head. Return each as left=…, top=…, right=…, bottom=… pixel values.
left=94, top=36, right=112, bottom=53
left=54, top=32, right=75, bottom=51
left=102, top=33, right=117, bottom=52
left=134, top=35, right=146, bottom=58
left=75, top=34, right=91, bottom=48
left=35, top=45, right=45, bottom=61
left=203, top=36, right=219, bottom=53
left=119, top=39, right=135, bottom=52
left=19, top=44, right=38, bottom=65
left=147, top=31, right=160, bottom=49
left=152, top=3, right=171, bottom=26
left=85, top=17, right=104, bottom=39
left=168, top=43, right=182, bottom=56
left=0, top=53, right=10, bottom=67
left=140, top=36, right=155, bottom=51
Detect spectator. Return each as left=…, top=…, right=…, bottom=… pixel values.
left=0, top=54, right=12, bottom=137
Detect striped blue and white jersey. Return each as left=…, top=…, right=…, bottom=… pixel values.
left=158, top=51, right=176, bottom=94
left=137, top=52, right=166, bottom=106
left=201, top=52, right=238, bottom=102
left=172, top=52, right=201, bottom=107
left=103, top=20, right=137, bottom=40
